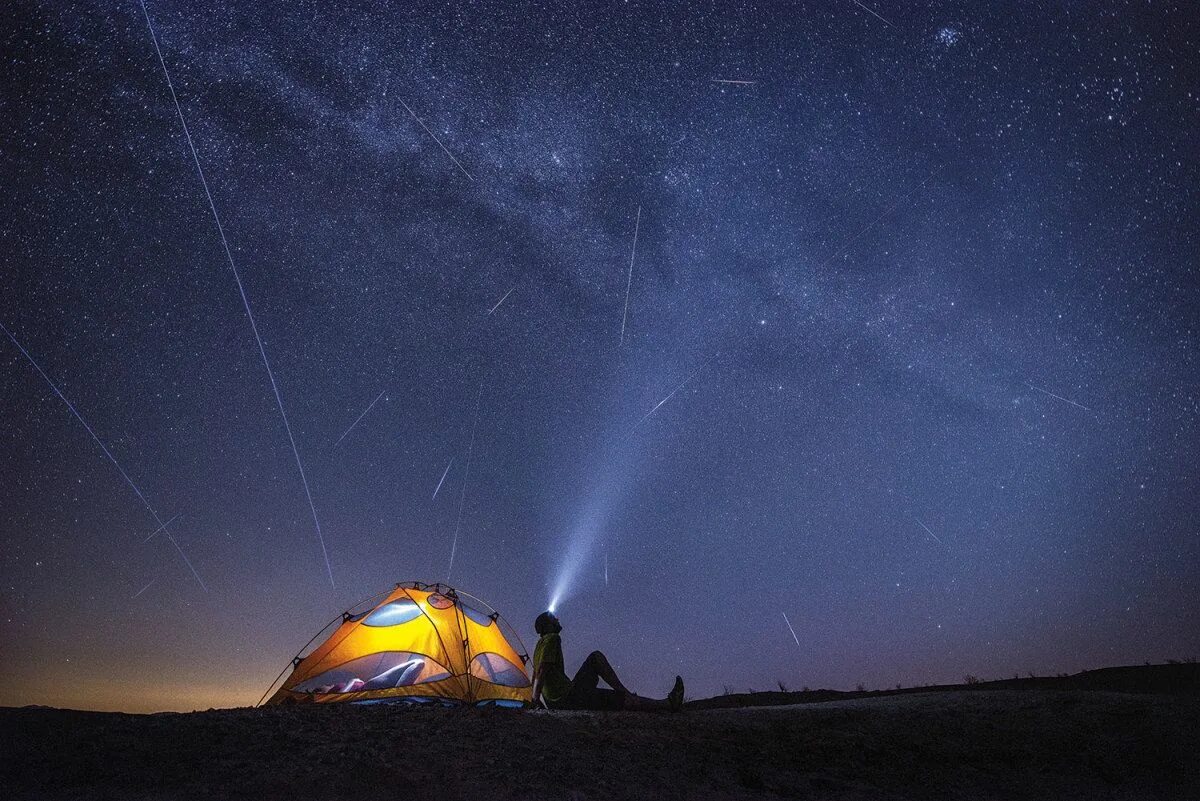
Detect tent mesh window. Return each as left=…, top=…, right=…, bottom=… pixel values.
left=361, top=599, right=423, bottom=627
left=469, top=652, right=530, bottom=687
left=293, top=651, right=452, bottom=694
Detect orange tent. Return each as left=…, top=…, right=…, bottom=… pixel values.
left=261, top=582, right=532, bottom=707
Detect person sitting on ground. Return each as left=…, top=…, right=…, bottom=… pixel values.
left=531, top=610, right=684, bottom=711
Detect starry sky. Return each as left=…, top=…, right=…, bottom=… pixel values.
left=2, top=1, right=1198, bottom=713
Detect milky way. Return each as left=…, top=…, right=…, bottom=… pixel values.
left=1, top=1, right=1197, bottom=712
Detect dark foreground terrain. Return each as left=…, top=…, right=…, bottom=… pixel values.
left=4, top=675, right=1200, bottom=800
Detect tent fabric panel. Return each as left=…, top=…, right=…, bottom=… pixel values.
left=264, top=582, right=531, bottom=706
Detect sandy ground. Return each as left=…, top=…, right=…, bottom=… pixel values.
left=3, top=689, right=1198, bottom=800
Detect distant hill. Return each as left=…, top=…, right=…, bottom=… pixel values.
left=687, top=662, right=1200, bottom=710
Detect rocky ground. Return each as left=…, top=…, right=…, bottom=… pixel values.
left=4, top=687, right=1199, bottom=800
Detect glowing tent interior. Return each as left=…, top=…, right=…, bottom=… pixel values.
left=260, top=582, right=532, bottom=707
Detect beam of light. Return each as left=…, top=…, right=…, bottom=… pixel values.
left=913, top=517, right=944, bottom=546
left=486, top=286, right=516, bottom=316
left=397, top=97, right=474, bottom=181
left=432, top=458, right=454, bottom=500
left=131, top=579, right=156, bottom=599
left=604, top=550, right=608, bottom=587
left=142, top=512, right=181, bottom=543
left=333, top=390, right=386, bottom=448
left=851, top=0, right=893, bottom=27
left=1029, top=384, right=1093, bottom=413
left=446, top=382, right=483, bottom=581
left=712, top=79, right=757, bottom=85
left=630, top=366, right=703, bottom=433
left=139, top=0, right=333, bottom=588
left=782, top=612, right=802, bottom=650
left=1, top=320, right=207, bottom=592
left=619, top=205, right=641, bottom=347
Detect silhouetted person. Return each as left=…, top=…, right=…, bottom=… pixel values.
left=531, top=611, right=684, bottom=711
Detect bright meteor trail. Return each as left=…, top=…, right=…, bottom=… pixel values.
left=1030, top=385, right=1094, bottom=413
left=139, top=0, right=333, bottom=588
left=487, top=286, right=516, bottom=316
left=446, top=383, right=483, bottom=581
left=913, top=517, right=944, bottom=546
left=397, top=97, right=474, bottom=182
left=333, top=390, right=386, bottom=448
left=0, top=320, right=206, bottom=592
left=142, top=513, right=181, bottom=543
left=619, top=205, right=641, bottom=347
left=782, top=612, right=802, bottom=650
left=631, top=366, right=702, bottom=432
left=432, top=458, right=454, bottom=500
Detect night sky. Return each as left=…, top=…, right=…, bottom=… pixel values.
left=2, top=1, right=1198, bottom=713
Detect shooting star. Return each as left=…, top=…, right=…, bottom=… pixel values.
left=619, top=205, right=641, bottom=347
left=139, top=0, right=333, bottom=588
left=432, top=458, right=454, bottom=500
left=712, top=79, right=757, bottom=85
left=1, top=320, right=206, bottom=592
left=333, top=390, right=386, bottom=448
left=850, top=0, right=893, bottom=27
left=604, top=551, right=609, bottom=586
left=447, top=383, right=483, bottom=581
left=397, top=97, right=474, bottom=181
left=631, top=366, right=702, bottom=432
left=142, top=513, right=181, bottom=543
left=1029, top=385, right=1093, bottom=413
left=913, top=517, right=944, bottom=546
left=487, top=286, right=516, bottom=316
left=131, top=579, right=156, bottom=599
left=782, top=612, right=802, bottom=650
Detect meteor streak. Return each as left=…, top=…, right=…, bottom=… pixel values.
left=850, top=0, right=893, bottom=27
left=1, top=320, right=206, bottom=591
left=782, top=612, right=802, bottom=649
left=333, top=390, right=386, bottom=448
left=631, top=366, right=702, bottom=432
left=487, top=286, right=516, bottom=316
left=619, top=205, right=641, bottom=347
left=140, top=0, right=333, bottom=588
left=432, top=458, right=454, bottom=500
left=712, top=79, right=757, bottom=85
left=397, top=97, right=474, bottom=181
left=913, top=517, right=944, bottom=546
left=132, top=579, right=156, bottom=599
left=1029, top=384, right=1093, bottom=413
left=446, top=383, right=483, bottom=581
left=142, top=513, right=181, bottom=543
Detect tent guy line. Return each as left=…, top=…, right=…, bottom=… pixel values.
left=138, top=0, right=333, bottom=588
left=0, top=319, right=207, bottom=592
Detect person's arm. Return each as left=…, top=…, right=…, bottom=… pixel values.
left=531, top=663, right=547, bottom=709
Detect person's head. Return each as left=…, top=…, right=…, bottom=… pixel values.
left=534, top=611, right=561, bottom=636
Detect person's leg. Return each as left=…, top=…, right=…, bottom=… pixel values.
left=572, top=651, right=630, bottom=694
left=624, top=675, right=685, bottom=712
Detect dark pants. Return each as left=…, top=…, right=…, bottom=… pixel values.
left=555, top=651, right=625, bottom=711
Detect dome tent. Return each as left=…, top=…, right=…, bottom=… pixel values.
left=261, top=582, right=532, bottom=707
